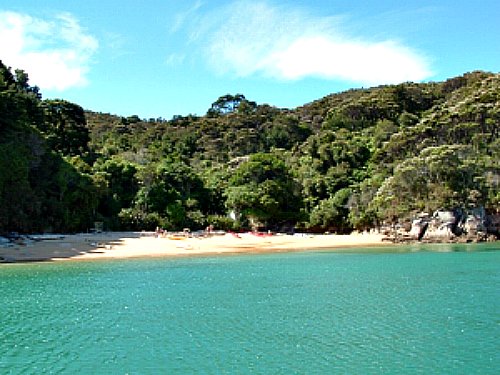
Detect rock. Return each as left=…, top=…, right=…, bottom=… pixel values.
left=409, top=218, right=428, bottom=240
left=0, top=236, right=14, bottom=248
left=422, top=209, right=461, bottom=240
left=485, top=212, right=500, bottom=236
left=460, top=206, right=487, bottom=235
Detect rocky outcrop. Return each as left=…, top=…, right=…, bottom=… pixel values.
left=409, top=216, right=429, bottom=241
left=384, top=207, right=498, bottom=243
left=421, top=209, right=464, bottom=241
left=485, top=211, right=500, bottom=236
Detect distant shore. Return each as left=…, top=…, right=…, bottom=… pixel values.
left=0, top=231, right=388, bottom=263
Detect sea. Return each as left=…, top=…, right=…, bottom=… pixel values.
left=0, top=242, right=498, bottom=374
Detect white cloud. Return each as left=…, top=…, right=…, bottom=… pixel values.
left=0, top=11, right=98, bottom=91
left=268, top=37, right=430, bottom=84
left=190, top=1, right=432, bottom=85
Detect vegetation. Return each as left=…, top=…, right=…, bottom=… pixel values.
left=0, top=60, right=498, bottom=234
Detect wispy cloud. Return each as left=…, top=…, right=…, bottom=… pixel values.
left=185, top=1, right=432, bottom=85
left=171, top=0, right=204, bottom=34
left=0, top=11, right=98, bottom=91
left=103, top=32, right=128, bottom=60
left=166, top=52, right=185, bottom=66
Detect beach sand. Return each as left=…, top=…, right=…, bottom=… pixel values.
left=0, top=231, right=388, bottom=263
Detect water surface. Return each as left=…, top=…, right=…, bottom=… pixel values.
left=1, top=243, right=498, bottom=374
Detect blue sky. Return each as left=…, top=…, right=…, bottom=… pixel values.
left=1, top=0, right=498, bottom=119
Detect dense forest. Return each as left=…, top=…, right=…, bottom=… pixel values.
left=1, top=60, right=498, bottom=235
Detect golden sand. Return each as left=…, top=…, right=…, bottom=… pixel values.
left=0, top=231, right=388, bottom=262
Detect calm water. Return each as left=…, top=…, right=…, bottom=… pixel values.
left=1, top=243, right=498, bottom=374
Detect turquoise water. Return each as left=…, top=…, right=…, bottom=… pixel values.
left=1, top=243, right=498, bottom=374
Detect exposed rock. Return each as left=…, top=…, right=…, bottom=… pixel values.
left=0, top=236, right=14, bottom=248
left=485, top=212, right=500, bottom=237
left=409, top=217, right=428, bottom=240
left=386, top=206, right=498, bottom=244
left=422, top=209, right=463, bottom=240
left=423, top=222, right=455, bottom=240
left=460, top=206, right=487, bottom=235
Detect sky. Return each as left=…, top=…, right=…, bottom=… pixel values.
left=0, top=0, right=498, bottom=119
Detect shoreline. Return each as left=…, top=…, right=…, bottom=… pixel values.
left=0, top=231, right=390, bottom=263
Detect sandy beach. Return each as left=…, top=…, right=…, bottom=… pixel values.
left=0, top=231, right=388, bottom=263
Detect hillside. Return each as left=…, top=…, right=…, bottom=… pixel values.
left=1, top=60, right=498, bottom=235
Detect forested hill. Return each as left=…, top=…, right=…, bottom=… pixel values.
left=1, top=59, right=498, bottom=234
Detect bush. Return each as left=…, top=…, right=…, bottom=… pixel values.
left=206, top=215, right=240, bottom=231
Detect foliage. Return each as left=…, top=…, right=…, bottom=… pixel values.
left=225, top=152, right=303, bottom=229
left=372, top=145, right=493, bottom=222
left=40, top=100, right=90, bottom=157
left=0, top=61, right=98, bottom=233
left=1, top=59, right=498, bottom=234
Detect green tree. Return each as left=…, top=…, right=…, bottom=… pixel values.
left=372, top=145, right=491, bottom=222
left=207, top=93, right=255, bottom=116
left=225, top=152, right=302, bottom=229
left=308, top=188, right=352, bottom=233
left=40, top=99, right=90, bottom=156
left=132, top=159, right=209, bottom=230
left=93, top=157, right=139, bottom=227
left=260, top=114, right=311, bottom=150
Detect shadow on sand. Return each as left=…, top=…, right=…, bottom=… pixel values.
left=0, top=232, right=148, bottom=263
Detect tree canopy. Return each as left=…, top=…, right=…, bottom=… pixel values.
left=1, top=60, right=498, bottom=234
